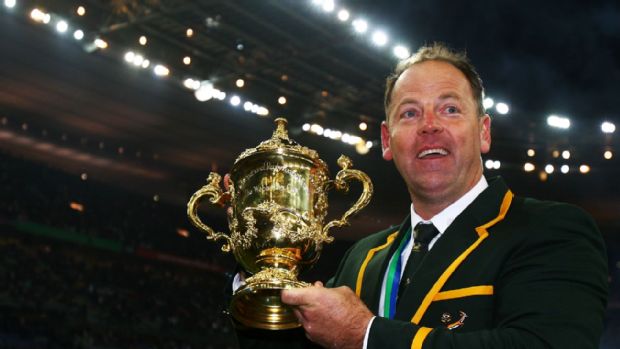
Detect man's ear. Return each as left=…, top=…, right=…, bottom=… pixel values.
left=479, top=114, right=491, bottom=154
left=381, top=121, right=393, bottom=160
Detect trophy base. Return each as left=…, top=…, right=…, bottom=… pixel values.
left=230, top=270, right=310, bottom=330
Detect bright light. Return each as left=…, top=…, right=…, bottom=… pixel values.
left=539, top=171, right=548, bottom=182
left=236, top=79, right=245, bottom=88
left=141, top=59, right=150, bottom=69
left=243, top=101, right=253, bottom=111
left=73, top=29, right=84, bottom=40
left=493, top=160, right=501, bottom=169
left=322, top=0, right=335, bottom=12
left=560, top=165, right=569, bottom=174
left=186, top=28, right=194, bottom=37
left=547, top=115, right=571, bottom=129
left=345, top=135, right=362, bottom=145
left=604, top=150, right=613, bottom=160
left=194, top=82, right=214, bottom=101
left=30, top=9, right=47, bottom=22
left=153, top=64, right=169, bottom=76
left=359, top=122, right=367, bottom=131
left=94, top=38, right=108, bottom=49
left=77, top=6, right=85, bottom=16
left=337, top=9, right=350, bottom=21
left=527, top=149, right=535, bottom=157
left=4, top=0, right=16, bottom=9
left=214, top=90, right=226, bottom=100
left=483, top=97, right=494, bottom=110
left=393, top=45, right=410, bottom=59
left=230, top=95, right=241, bottom=106
left=183, top=56, right=191, bottom=65
left=495, top=102, right=509, bottom=115
left=579, top=164, right=590, bottom=174
left=278, top=96, right=287, bottom=105
left=257, top=107, right=269, bottom=116
left=139, top=35, right=147, bottom=45
left=371, top=30, right=388, bottom=46
left=124, top=51, right=135, bottom=63
left=601, top=121, right=616, bottom=134
left=545, top=164, right=554, bottom=174
left=329, top=130, right=342, bottom=140
left=352, top=19, right=368, bottom=33
left=562, top=150, right=570, bottom=159
left=366, top=141, right=373, bottom=148
left=177, top=228, right=190, bottom=238
left=356, top=141, right=370, bottom=155
left=132, top=54, right=144, bottom=66
left=183, top=78, right=200, bottom=90
left=484, top=159, right=494, bottom=169
left=69, top=201, right=84, bottom=212
left=310, top=124, right=324, bottom=135
left=524, top=163, right=535, bottom=172
left=302, top=123, right=310, bottom=131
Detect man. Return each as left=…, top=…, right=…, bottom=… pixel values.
left=237, top=43, right=608, bottom=349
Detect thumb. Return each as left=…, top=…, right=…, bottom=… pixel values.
left=281, top=287, right=311, bottom=306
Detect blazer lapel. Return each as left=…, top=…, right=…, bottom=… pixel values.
left=394, top=177, right=511, bottom=322
left=359, top=217, right=411, bottom=313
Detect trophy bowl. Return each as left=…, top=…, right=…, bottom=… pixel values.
left=187, top=118, right=372, bottom=330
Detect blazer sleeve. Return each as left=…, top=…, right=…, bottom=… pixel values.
left=366, top=204, right=608, bottom=349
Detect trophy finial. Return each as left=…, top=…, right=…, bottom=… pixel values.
left=273, top=118, right=290, bottom=140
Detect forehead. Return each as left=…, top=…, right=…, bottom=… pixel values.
left=392, top=60, right=473, bottom=101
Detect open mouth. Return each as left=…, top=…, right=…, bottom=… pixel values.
left=417, top=148, right=449, bottom=159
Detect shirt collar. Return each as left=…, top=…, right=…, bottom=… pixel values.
left=410, top=175, right=489, bottom=235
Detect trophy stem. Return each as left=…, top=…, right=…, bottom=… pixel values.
left=230, top=266, right=310, bottom=330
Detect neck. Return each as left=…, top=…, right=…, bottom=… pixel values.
left=410, top=175, right=484, bottom=220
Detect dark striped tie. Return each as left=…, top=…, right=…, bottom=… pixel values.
left=398, top=222, right=440, bottom=300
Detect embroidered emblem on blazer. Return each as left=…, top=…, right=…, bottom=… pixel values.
left=441, top=311, right=467, bottom=330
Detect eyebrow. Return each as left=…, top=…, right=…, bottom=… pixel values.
left=437, top=92, right=462, bottom=101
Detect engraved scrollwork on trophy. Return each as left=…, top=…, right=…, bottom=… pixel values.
left=244, top=267, right=310, bottom=288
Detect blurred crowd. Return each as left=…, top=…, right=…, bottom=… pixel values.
left=0, top=151, right=236, bottom=348
left=0, top=236, right=234, bottom=348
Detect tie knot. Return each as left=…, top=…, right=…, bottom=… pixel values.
left=413, top=222, right=439, bottom=245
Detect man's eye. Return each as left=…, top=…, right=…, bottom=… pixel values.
left=445, top=106, right=459, bottom=114
left=402, top=110, right=418, bottom=118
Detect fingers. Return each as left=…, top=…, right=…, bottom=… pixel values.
left=281, top=282, right=324, bottom=305
left=223, top=173, right=231, bottom=190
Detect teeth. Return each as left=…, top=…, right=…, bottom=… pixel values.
left=418, top=148, right=448, bottom=158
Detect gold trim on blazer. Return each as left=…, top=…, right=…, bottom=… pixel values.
left=355, top=230, right=400, bottom=296
left=433, top=285, right=494, bottom=301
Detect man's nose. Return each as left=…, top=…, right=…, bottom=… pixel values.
left=419, top=110, right=443, bottom=134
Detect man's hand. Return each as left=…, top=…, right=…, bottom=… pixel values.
left=281, top=281, right=374, bottom=349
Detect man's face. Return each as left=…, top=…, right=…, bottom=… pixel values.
left=381, top=60, right=491, bottom=208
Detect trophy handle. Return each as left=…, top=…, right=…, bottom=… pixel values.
left=187, top=172, right=233, bottom=252
left=322, top=155, right=373, bottom=242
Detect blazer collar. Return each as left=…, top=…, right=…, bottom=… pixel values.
left=394, top=176, right=511, bottom=320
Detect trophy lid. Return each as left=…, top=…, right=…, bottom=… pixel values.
left=235, top=118, right=320, bottom=164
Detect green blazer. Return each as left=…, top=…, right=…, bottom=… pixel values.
left=236, top=177, right=608, bottom=348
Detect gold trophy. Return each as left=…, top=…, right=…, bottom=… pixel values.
left=187, top=118, right=373, bottom=330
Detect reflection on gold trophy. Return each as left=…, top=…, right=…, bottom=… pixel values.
left=187, top=118, right=373, bottom=330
